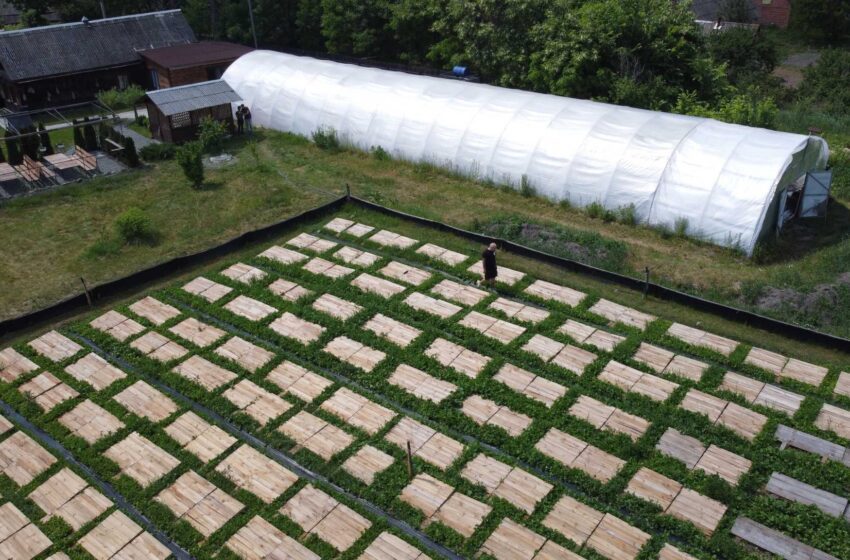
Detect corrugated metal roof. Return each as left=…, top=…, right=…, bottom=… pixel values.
left=145, top=79, right=241, bottom=116
left=139, top=41, right=253, bottom=69
left=0, top=10, right=196, bottom=82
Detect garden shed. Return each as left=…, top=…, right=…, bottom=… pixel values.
left=223, top=51, right=829, bottom=255
left=144, top=80, right=241, bottom=144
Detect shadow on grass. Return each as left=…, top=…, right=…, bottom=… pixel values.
left=755, top=198, right=850, bottom=265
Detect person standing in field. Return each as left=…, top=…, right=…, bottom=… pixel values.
left=481, top=242, right=498, bottom=286
left=236, top=105, right=244, bottom=135
left=244, top=106, right=253, bottom=136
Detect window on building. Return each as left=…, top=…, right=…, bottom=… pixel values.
left=150, top=69, right=160, bottom=90
left=118, top=73, right=129, bottom=90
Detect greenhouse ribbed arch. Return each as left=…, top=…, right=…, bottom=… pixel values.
left=223, top=50, right=828, bottom=255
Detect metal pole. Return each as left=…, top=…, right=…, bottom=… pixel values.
left=99, top=1, right=106, bottom=18
left=247, top=0, right=258, bottom=48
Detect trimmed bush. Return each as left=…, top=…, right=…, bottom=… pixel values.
left=115, top=207, right=156, bottom=244
left=139, top=142, right=175, bottom=161
left=123, top=136, right=140, bottom=167
left=176, top=141, right=205, bottom=188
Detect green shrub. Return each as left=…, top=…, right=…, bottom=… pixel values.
left=585, top=201, right=605, bottom=219
left=312, top=126, right=340, bottom=151
left=674, top=217, right=689, bottom=237
left=122, top=136, right=140, bottom=167
left=198, top=117, right=228, bottom=154
left=176, top=141, right=205, bottom=188
left=617, top=204, right=638, bottom=226
left=371, top=145, right=390, bottom=161
left=97, top=85, right=145, bottom=111
left=115, top=207, right=156, bottom=244
left=139, top=142, right=175, bottom=161
left=519, top=174, right=535, bottom=197
left=800, top=50, right=850, bottom=115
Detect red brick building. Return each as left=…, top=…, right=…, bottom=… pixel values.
left=140, top=41, right=253, bottom=90
left=753, top=0, right=791, bottom=28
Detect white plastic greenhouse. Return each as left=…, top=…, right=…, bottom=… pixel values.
left=223, top=50, right=829, bottom=254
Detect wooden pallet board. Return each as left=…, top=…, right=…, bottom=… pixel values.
left=226, top=515, right=320, bottom=560
left=214, top=336, right=274, bottom=372
left=745, top=346, right=788, bottom=375
left=667, top=488, right=727, bottom=535
left=215, top=444, right=298, bottom=503
left=90, top=310, right=145, bottom=342
left=493, top=363, right=566, bottom=407
left=353, top=273, right=407, bottom=298
left=780, top=358, right=829, bottom=387
left=0, top=347, right=38, bottom=382
left=129, top=296, right=180, bottom=326
left=425, top=338, right=490, bottom=378
left=626, top=467, right=682, bottom=509
left=480, top=518, right=550, bottom=560
left=535, top=428, right=625, bottom=483
left=363, top=314, right=422, bottom=348
left=389, top=364, right=457, bottom=403
left=599, top=361, right=678, bottom=402
left=695, top=445, right=752, bottom=486
left=28, top=330, right=82, bottom=363
left=28, top=468, right=111, bottom=531
left=385, top=417, right=464, bottom=470
left=269, top=312, right=326, bottom=344
left=667, top=323, right=738, bottom=356
left=320, top=387, right=397, bottom=434
left=156, top=470, right=244, bottom=537
left=656, top=428, right=706, bottom=469
left=59, top=399, right=124, bottom=444
left=281, top=485, right=371, bottom=551
left=104, top=432, right=179, bottom=487
left=369, top=229, right=418, bottom=249
left=342, top=445, right=395, bottom=485
left=0, top=431, right=56, bottom=485
left=543, top=495, right=604, bottom=546
left=268, top=278, right=313, bottom=302
left=664, top=355, right=709, bottom=382
left=113, top=380, right=177, bottom=423
left=223, top=379, right=292, bottom=426
left=65, top=352, right=127, bottom=390
left=360, top=531, right=429, bottom=560
left=430, top=279, right=489, bottom=306
left=632, top=343, right=674, bottom=373
left=835, top=372, right=850, bottom=398
left=766, top=472, right=848, bottom=518
left=459, top=311, right=526, bottom=343
left=173, top=355, right=237, bottom=391
left=334, top=245, right=381, bottom=267
left=19, top=371, right=78, bottom=411
left=731, top=517, right=841, bottom=560
left=224, top=295, right=277, bottom=322
left=346, top=223, right=376, bottom=237
left=586, top=513, right=651, bottom=560
left=815, top=403, right=850, bottom=440
left=286, top=232, right=338, bottom=253
left=489, top=297, right=550, bottom=324
left=462, top=395, right=532, bottom=437
left=221, top=262, right=267, bottom=284
left=404, top=292, right=462, bottom=318
left=165, top=411, right=236, bottom=463
left=0, top=517, right=51, bottom=560
left=324, top=336, right=386, bottom=372
left=589, top=299, right=656, bottom=330
left=468, top=261, right=525, bottom=286
left=259, top=245, right=309, bottom=265
left=279, top=411, right=355, bottom=460
left=416, top=243, right=468, bottom=266
left=130, top=331, right=189, bottom=363
left=524, top=279, right=585, bottom=307
left=312, top=293, right=363, bottom=321
left=78, top=510, right=170, bottom=560
left=380, top=261, right=432, bottom=286
left=267, top=361, right=333, bottom=402
left=303, top=257, right=355, bottom=279
left=324, top=217, right=355, bottom=233
left=183, top=276, right=234, bottom=303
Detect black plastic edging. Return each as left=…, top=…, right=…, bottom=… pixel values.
left=0, top=399, right=195, bottom=560
left=348, top=196, right=850, bottom=353
left=0, top=195, right=348, bottom=338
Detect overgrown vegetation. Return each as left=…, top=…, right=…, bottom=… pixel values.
left=114, top=207, right=156, bottom=244
left=176, top=140, right=205, bottom=188
left=139, top=142, right=176, bottom=161
left=198, top=117, right=228, bottom=154
left=312, top=126, right=341, bottom=151
left=96, top=85, right=145, bottom=112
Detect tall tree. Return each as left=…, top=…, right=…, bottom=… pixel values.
left=320, top=0, right=395, bottom=58
left=790, top=0, right=850, bottom=45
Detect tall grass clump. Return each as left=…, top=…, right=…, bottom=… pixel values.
left=312, top=126, right=340, bottom=151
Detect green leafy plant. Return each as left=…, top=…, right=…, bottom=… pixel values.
left=198, top=117, right=228, bottom=154
left=139, top=142, right=176, bottom=161
left=674, top=217, right=689, bottom=237
left=96, top=85, right=145, bottom=111
left=519, top=174, right=535, bottom=198
left=617, top=204, right=638, bottom=226
left=176, top=141, right=205, bottom=188
left=371, top=145, right=390, bottom=161
left=114, top=207, right=156, bottom=244
left=312, top=126, right=340, bottom=151
left=123, top=136, right=140, bottom=167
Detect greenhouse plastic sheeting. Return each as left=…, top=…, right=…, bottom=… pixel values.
left=223, top=51, right=829, bottom=254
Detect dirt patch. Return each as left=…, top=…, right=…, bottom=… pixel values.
left=752, top=273, right=850, bottom=325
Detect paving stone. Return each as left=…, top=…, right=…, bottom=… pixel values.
left=694, top=444, right=752, bottom=486
left=281, top=485, right=371, bottom=551
left=325, top=336, right=386, bottom=372
left=18, top=371, right=77, bottom=411
left=224, top=295, right=277, bottom=321
left=0, top=347, right=38, bottom=382
left=215, top=444, right=298, bottom=503
left=656, top=428, right=707, bottom=469
left=586, top=514, right=651, bottom=560
left=460, top=311, right=526, bottom=343
left=626, top=467, right=682, bottom=509
left=525, top=280, right=585, bottom=307
left=590, top=299, right=656, bottom=330
left=360, top=531, right=429, bottom=560
left=353, top=273, right=407, bottom=298
left=259, top=245, right=309, bottom=265
left=489, top=297, right=550, bottom=324
left=780, top=358, right=829, bottom=387
left=165, top=411, right=236, bottom=462
left=480, top=518, right=546, bottom=560
left=286, top=232, right=337, bottom=253
left=363, top=314, right=422, bottom=347
left=268, top=278, right=313, bottom=301
left=666, top=488, right=727, bottom=535
left=426, top=338, right=490, bottom=378
left=324, top=217, right=355, bottom=233
left=279, top=411, right=355, bottom=460
left=385, top=417, right=464, bottom=470
left=667, top=323, right=738, bottom=356
left=389, top=364, right=457, bottom=403
left=215, top=336, right=274, bottom=372
left=59, top=400, right=124, bottom=444
left=183, top=276, right=233, bottom=302
left=543, top=495, right=604, bottom=546
left=430, top=279, right=489, bottom=306
left=270, top=312, right=326, bottom=344
left=90, top=310, right=144, bottom=341
left=156, top=470, right=243, bottom=537
left=130, top=331, right=188, bottom=363
left=405, top=292, right=462, bottom=318
left=173, top=355, right=236, bottom=391
left=304, top=257, right=355, bottom=279
left=312, top=293, right=363, bottom=320
left=28, top=330, right=82, bottom=362
left=170, top=317, right=226, bottom=347
left=321, top=388, right=396, bottom=434
left=113, top=380, right=177, bottom=422
left=267, top=361, right=333, bottom=402
left=0, top=431, right=56, bottom=486
left=104, top=432, right=179, bottom=487
left=342, top=445, right=395, bottom=485
left=468, top=261, right=525, bottom=286
left=632, top=343, right=674, bottom=373
left=334, top=246, right=381, bottom=267
left=379, top=261, right=431, bottom=286
left=416, top=243, right=468, bottom=266
left=223, top=379, right=292, bottom=426
left=226, top=515, right=320, bottom=560
left=815, top=403, right=850, bottom=440
left=129, top=296, right=180, bottom=325
left=221, top=262, right=267, bottom=284
left=369, top=229, right=418, bottom=249
left=346, top=223, right=375, bottom=237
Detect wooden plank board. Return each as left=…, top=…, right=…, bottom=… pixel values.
left=346, top=223, right=376, bottom=237
left=342, top=445, right=394, bottom=485
left=129, top=296, right=180, bottom=325
left=717, top=402, right=768, bottom=442
left=432, top=491, right=492, bottom=537
left=221, top=262, right=267, bottom=284
left=113, top=380, right=177, bottom=422
left=312, top=293, right=363, bottom=321
left=495, top=466, right=553, bottom=515
left=279, top=411, right=354, bottom=460
left=224, top=295, right=277, bottom=321
left=404, top=292, right=462, bottom=318
left=268, top=278, right=313, bottom=302
left=173, top=355, right=237, bottom=391
left=753, top=384, right=805, bottom=416
left=431, top=279, right=489, bottom=306
left=590, top=299, right=656, bottom=329
left=334, top=245, right=381, bottom=267
left=731, top=517, right=840, bottom=560
left=426, top=338, right=489, bottom=378
left=558, top=319, right=596, bottom=343
left=468, top=261, right=525, bottom=286
left=214, top=336, right=274, bottom=372
left=379, top=261, right=432, bottom=286
left=215, top=444, right=298, bottom=503
left=104, top=432, right=179, bottom=487
left=586, top=514, right=651, bottom=560
left=656, top=428, right=706, bottom=469
left=480, top=518, right=546, bottom=560
left=269, top=311, right=326, bottom=344
left=489, top=297, right=550, bottom=324
left=834, top=372, right=850, bottom=398
left=680, top=389, right=727, bottom=422
left=663, top=355, right=708, bottom=382
left=781, top=358, right=829, bottom=387
left=524, top=280, right=585, bottom=306
left=0, top=347, right=39, bottom=382
left=416, top=243, right=468, bottom=266
left=360, top=531, right=428, bottom=560
left=183, top=276, right=233, bottom=302
left=90, top=310, right=145, bottom=341
left=324, top=217, right=355, bottom=233
left=400, top=473, right=454, bottom=517
left=325, top=336, right=386, bottom=372
left=720, top=372, right=765, bottom=403
left=223, top=379, right=292, bottom=426
left=165, top=411, right=236, bottom=463
left=745, top=347, right=788, bottom=375
left=694, top=445, right=751, bottom=486
left=632, top=343, right=674, bottom=373
left=766, top=472, right=848, bottom=518
left=59, top=399, right=124, bottom=444
left=369, top=229, right=418, bottom=249
left=389, top=364, right=456, bottom=403
left=267, top=361, right=333, bottom=402
left=130, top=331, right=188, bottom=363
left=226, top=515, right=320, bottom=560
left=0, top=431, right=56, bottom=486
left=321, top=387, right=396, bottom=434
left=659, top=544, right=699, bottom=560
left=65, top=352, right=127, bottom=390
left=385, top=417, right=464, bottom=470
left=543, top=495, right=604, bottom=546
left=28, top=330, right=82, bottom=362
left=363, top=314, right=422, bottom=348
left=551, top=345, right=597, bottom=375
left=353, top=273, right=407, bottom=299
left=259, top=245, right=309, bottom=265
left=286, top=232, right=337, bottom=253
left=626, top=467, right=682, bottom=509
left=19, top=372, right=78, bottom=411
left=156, top=470, right=244, bottom=537
left=77, top=510, right=142, bottom=560
left=775, top=424, right=848, bottom=462
left=303, top=257, right=354, bottom=279
left=667, top=323, right=737, bottom=356
left=522, top=334, right=564, bottom=362
left=666, top=488, right=727, bottom=535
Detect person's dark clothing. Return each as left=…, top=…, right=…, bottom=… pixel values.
left=236, top=113, right=244, bottom=134
left=482, top=249, right=498, bottom=280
